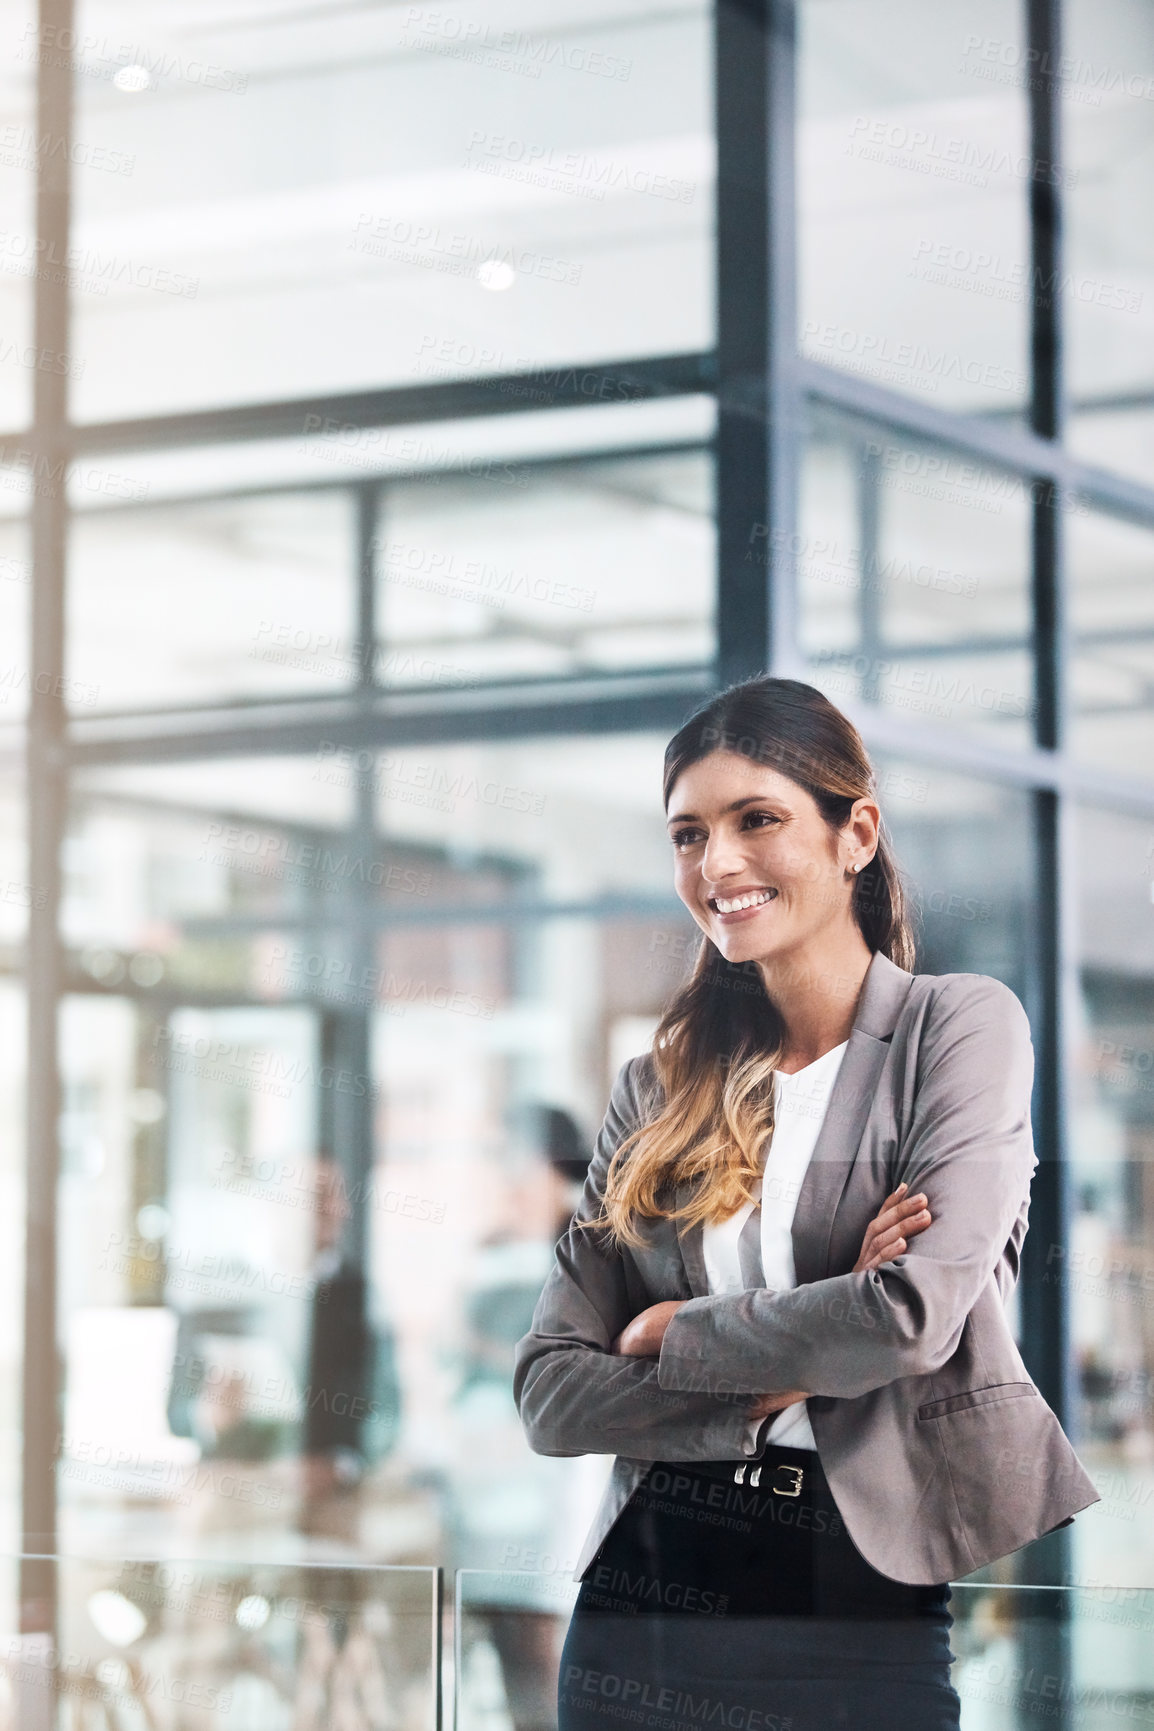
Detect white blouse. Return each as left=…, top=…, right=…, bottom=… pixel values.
left=701, top=1039, right=849, bottom=1452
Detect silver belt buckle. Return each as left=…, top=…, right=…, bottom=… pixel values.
left=772, top=1463, right=804, bottom=1498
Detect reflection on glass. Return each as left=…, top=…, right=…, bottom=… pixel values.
left=68, top=493, right=354, bottom=712
left=70, top=0, right=712, bottom=420
left=0, top=0, right=36, bottom=433
left=377, top=452, right=714, bottom=684
left=1068, top=509, right=1154, bottom=774
left=873, top=757, right=1032, bottom=1000
left=1066, top=0, right=1154, bottom=486
left=799, top=415, right=1033, bottom=744
left=0, top=1554, right=438, bottom=1729
left=60, top=738, right=688, bottom=1569
left=1071, top=804, right=1154, bottom=1616
left=0, top=520, right=29, bottom=722
left=799, top=0, right=1029, bottom=415
left=456, top=1576, right=1154, bottom=1731
left=0, top=763, right=25, bottom=1557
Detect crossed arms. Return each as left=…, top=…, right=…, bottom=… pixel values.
left=514, top=974, right=1035, bottom=1460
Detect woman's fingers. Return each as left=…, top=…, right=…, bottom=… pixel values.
left=858, top=1192, right=924, bottom=1247
left=854, top=1189, right=931, bottom=1273
left=866, top=1236, right=905, bottom=1270
left=877, top=1209, right=930, bottom=1249
left=866, top=1193, right=929, bottom=1245
left=879, top=1192, right=928, bottom=1231
left=867, top=1184, right=907, bottom=1233
left=861, top=1205, right=933, bottom=1271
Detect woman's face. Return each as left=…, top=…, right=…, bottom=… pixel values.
left=665, top=750, right=878, bottom=969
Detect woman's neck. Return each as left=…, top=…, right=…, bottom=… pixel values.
left=757, top=931, right=873, bottom=1073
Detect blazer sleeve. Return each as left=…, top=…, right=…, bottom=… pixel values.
left=656, top=974, right=1037, bottom=1401
left=514, top=1056, right=764, bottom=1460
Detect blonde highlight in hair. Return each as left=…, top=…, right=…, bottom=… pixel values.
left=596, top=676, right=916, bottom=1249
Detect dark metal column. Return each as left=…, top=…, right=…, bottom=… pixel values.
left=303, top=484, right=381, bottom=1502
left=22, top=0, right=74, bottom=1641
left=715, top=0, right=800, bottom=687
left=1018, top=2, right=1074, bottom=1720
left=1019, top=0, right=1073, bottom=1441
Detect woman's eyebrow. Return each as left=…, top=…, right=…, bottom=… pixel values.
left=666, top=794, right=779, bottom=826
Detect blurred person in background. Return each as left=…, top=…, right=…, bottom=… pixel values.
left=302, top=1152, right=401, bottom=1529
left=449, top=1104, right=604, bottom=1731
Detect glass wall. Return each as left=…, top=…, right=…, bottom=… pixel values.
left=57, top=728, right=689, bottom=1568
left=798, top=0, right=1031, bottom=417
left=69, top=0, right=714, bottom=420
left=7, top=0, right=1154, bottom=1724
left=1071, top=805, right=1154, bottom=1601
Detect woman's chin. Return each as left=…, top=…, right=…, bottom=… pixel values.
left=713, top=925, right=800, bottom=973
left=714, top=933, right=771, bottom=969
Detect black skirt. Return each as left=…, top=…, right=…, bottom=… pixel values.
left=559, top=1446, right=960, bottom=1731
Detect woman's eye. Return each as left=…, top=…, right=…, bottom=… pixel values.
left=670, top=828, right=702, bottom=849
left=743, top=811, right=781, bottom=829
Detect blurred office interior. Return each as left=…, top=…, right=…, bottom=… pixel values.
left=0, top=0, right=1153, bottom=1724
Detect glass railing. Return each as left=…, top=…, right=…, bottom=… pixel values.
left=455, top=1570, right=1154, bottom=1731
left=4, top=1557, right=1152, bottom=1729
left=0, top=1553, right=440, bottom=1730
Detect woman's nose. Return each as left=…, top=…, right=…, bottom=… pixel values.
left=700, top=825, right=747, bottom=882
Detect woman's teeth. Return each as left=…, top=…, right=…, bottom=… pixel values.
left=714, top=889, right=776, bottom=914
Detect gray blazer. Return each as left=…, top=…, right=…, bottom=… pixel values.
left=514, top=951, right=1099, bottom=1585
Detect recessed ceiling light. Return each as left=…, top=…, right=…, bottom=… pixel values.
left=476, top=259, right=516, bottom=292
left=113, top=64, right=152, bottom=93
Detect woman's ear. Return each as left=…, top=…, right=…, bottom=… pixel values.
left=848, top=797, right=881, bottom=860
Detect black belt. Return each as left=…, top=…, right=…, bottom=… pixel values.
left=649, top=1445, right=816, bottom=1501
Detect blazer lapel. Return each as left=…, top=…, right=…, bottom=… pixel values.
left=792, top=951, right=915, bottom=1285
left=674, top=1186, right=711, bottom=1297
left=790, top=1029, right=889, bottom=1286
left=661, top=952, right=916, bottom=1299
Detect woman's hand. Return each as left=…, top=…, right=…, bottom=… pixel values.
left=616, top=1188, right=932, bottom=1417
left=747, top=1389, right=810, bottom=1421
left=612, top=1300, right=685, bottom=1356
left=853, top=1182, right=931, bottom=1274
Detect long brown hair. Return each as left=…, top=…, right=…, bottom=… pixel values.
left=599, top=677, right=915, bottom=1246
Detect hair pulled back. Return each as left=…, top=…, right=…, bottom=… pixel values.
left=598, top=677, right=915, bottom=1244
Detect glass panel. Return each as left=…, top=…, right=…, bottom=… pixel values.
left=798, top=0, right=1030, bottom=416
left=0, top=0, right=36, bottom=433
left=457, top=1568, right=576, bottom=1731
left=1065, top=0, right=1154, bottom=487
left=61, top=736, right=686, bottom=1566
left=70, top=0, right=712, bottom=422
left=377, top=450, right=714, bottom=684
left=0, top=519, right=29, bottom=723
left=1070, top=804, right=1154, bottom=1612
left=0, top=1554, right=438, bottom=1727
left=456, top=1576, right=1154, bottom=1731
left=1068, top=509, right=1154, bottom=776
left=798, top=414, right=1033, bottom=744
left=67, top=491, right=354, bottom=713
left=0, top=758, right=25, bottom=1556
left=873, top=757, right=1033, bottom=999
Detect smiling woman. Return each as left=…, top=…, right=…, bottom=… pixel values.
left=515, top=675, right=1098, bottom=1731
left=595, top=678, right=913, bottom=1245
